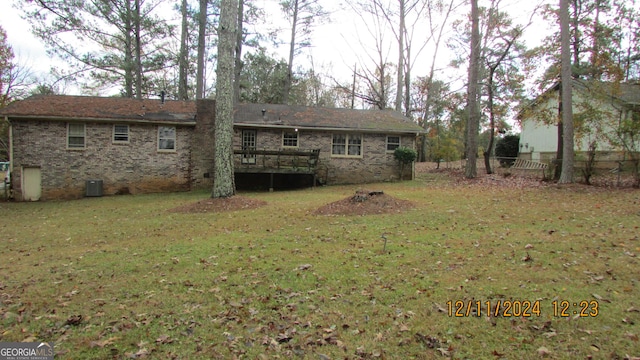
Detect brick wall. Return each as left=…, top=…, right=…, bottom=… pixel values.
left=190, top=100, right=216, bottom=190
left=10, top=103, right=417, bottom=199
left=11, top=120, right=193, bottom=200
left=233, top=128, right=415, bottom=184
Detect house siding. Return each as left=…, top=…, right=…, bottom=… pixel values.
left=519, top=83, right=630, bottom=162
left=11, top=120, right=192, bottom=200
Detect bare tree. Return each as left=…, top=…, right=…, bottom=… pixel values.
left=280, top=0, right=328, bottom=104
left=417, top=0, right=460, bottom=161
left=481, top=0, right=535, bottom=174
left=212, top=0, right=238, bottom=198
left=196, top=0, right=208, bottom=99
left=178, top=0, right=189, bottom=100
left=395, top=0, right=406, bottom=112
left=339, top=1, right=394, bottom=110
left=233, top=0, right=245, bottom=103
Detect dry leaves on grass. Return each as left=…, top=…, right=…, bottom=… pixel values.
left=168, top=196, right=267, bottom=214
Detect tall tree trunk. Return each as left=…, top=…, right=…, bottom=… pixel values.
left=571, top=0, right=580, bottom=70
left=134, top=0, right=142, bottom=99
left=465, top=0, right=480, bottom=179
left=484, top=33, right=518, bottom=175
left=554, top=84, right=563, bottom=180
left=178, top=0, right=189, bottom=100
left=233, top=0, right=244, bottom=104
left=351, top=64, right=357, bottom=109
left=559, top=0, right=575, bottom=183
left=395, top=0, right=405, bottom=112
left=212, top=0, right=238, bottom=198
left=196, top=0, right=208, bottom=99
left=484, top=67, right=496, bottom=174
left=123, top=1, right=134, bottom=98
left=404, top=43, right=411, bottom=117
left=283, top=0, right=299, bottom=105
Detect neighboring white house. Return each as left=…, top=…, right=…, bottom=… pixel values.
left=518, top=79, right=640, bottom=163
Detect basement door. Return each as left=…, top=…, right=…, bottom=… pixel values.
left=22, top=167, right=42, bottom=201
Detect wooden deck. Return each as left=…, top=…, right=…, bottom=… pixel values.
left=233, top=148, right=321, bottom=190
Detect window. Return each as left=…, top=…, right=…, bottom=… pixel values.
left=282, top=131, right=298, bottom=147
left=67, top=123, right=85, bottom=149
left=113, top=124, right=129, bottom=143
left=332, top=133, right=362, bottom=157
left=386, top=136, right=400, bottom=152
left=158, top=126, right=176, bottom=151
left=242, top=130, right=257, bottom=164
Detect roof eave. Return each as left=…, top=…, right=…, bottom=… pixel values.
left=5, top=115, right=197, bottom=126
left=233, top=122, right=423, bottom=134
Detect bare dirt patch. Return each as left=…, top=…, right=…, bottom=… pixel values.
left=314, top=189, right=415, bottom=216
left=169, top=196, right=267, bottom=214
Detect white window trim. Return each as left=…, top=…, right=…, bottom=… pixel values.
left=113, top=124, right=130, bottom=144
left=282, top=130, right=299, bottom=148
left=241, top=129, right=257, bottom=164
left=158, top=126, right=177, bottom=152
left=386, top=135, right=401, bottom=153
left=331, top=133, right=363, bottom=158
left=67, top=123, right=86, bottom=150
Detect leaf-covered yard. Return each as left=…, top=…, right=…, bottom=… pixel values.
left=0, top=170, right=639, bottom=359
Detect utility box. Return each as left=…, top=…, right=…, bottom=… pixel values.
left=86, top=180, right=104, bottom=197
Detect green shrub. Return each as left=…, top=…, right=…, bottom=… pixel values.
left=394, top=147, right=417, bottom=180
left=495, top=134, right=519, bottom=167
left=394, top=147, right=417, bottom=164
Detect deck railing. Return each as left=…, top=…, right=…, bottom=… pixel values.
left=233, top=148, right=321, bottom=173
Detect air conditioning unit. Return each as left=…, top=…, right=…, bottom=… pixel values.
left=86, top=180, right=104, bottom=197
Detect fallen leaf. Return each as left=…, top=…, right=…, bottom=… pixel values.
left=537, top=346, right=551, bottom=356
left=90, top=336, right=119, bottom=348
left=415, top=333, right=440, bottom=349
left=591, top=293, right=611, bottom=303
left=65, top=314, right=83, bottom=326
left=433, top=303, right=447, bottom=313
left=624, top=332, right=639, bottom=341
left=155, top=334, right=173, bottom=344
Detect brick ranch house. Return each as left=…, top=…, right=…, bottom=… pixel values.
left=1, top=95, right=422, bottom=201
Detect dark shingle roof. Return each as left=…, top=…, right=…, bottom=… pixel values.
left=1, top=96, right=423, bottom=134
left=0, top=95, right=197, bottom=124
left=235, top=103, right=422, bottom=134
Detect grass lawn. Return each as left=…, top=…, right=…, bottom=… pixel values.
left=1, top=171, right=639, bottom=359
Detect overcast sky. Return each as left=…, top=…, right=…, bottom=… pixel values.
left=1, top=0, right=551, bottom=98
